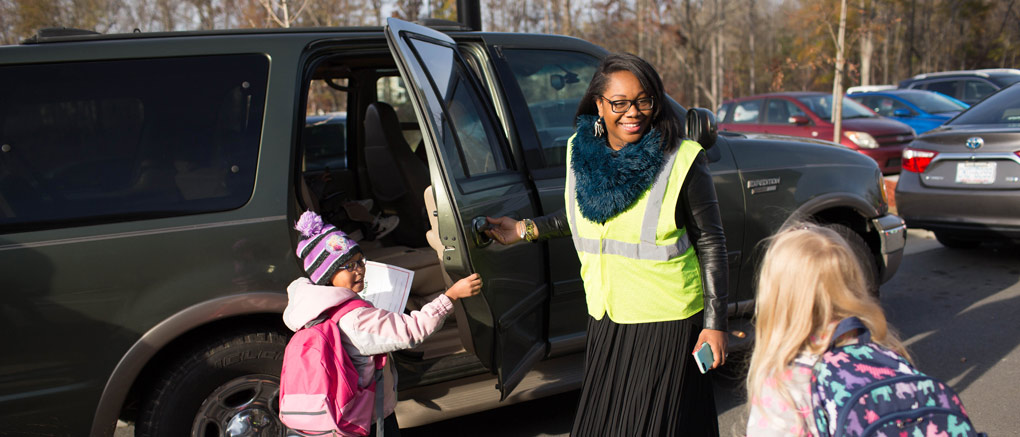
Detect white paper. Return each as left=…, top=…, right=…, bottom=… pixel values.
left=360, top=261, right=414, bottom=314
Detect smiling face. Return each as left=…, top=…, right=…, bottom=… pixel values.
left=596, top=70, right=653, bottom=150
left=330, top=253, right=366, bottom=293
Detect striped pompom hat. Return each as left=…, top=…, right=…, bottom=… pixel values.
left=294, top=210, right=362, bottom=285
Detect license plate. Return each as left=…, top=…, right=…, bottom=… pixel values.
left=955, top=161, right=996, bottom=184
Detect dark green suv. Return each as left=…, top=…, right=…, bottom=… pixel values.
left=0, top=18, right=906, bottom=436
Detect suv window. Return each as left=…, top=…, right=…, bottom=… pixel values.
left=500, top=49, right=600, bottom=168
left=407, top=38, right=507, bottom=178
left=304, top=78, right=348, bottom=172
left=377, top=76, right=424, bottom=150
left=923, top=80, right=958, bottom=98
left=303, top=113, right=347, bottom=171
left=962, top=80, right=997, bottom=103
left=0, top=55, right=267, bottom=231
left=731, top=99, right=763, bottom=123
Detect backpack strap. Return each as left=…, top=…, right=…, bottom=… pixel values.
left=302, top=298, right=375, bottom=330
left=828, top=316, right=871, bottom=349
left=374, top=366, right=385, bottom=437
left=326, top=298, right=373, bottom=323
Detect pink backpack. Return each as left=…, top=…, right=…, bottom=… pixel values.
left=279, top=299, right=386, bottom=436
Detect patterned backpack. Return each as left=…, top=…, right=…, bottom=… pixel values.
left=810, top=317, right=984, bottom=437
left=279, top=299, right=386, bottom=436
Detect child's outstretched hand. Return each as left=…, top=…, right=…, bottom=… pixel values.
left=445, top=273, right=482, bottom=301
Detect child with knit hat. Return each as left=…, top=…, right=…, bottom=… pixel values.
left=283, top=210, right=481, bottom=436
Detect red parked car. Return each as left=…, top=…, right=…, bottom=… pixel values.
left=717, top=92, right=915, bottom=174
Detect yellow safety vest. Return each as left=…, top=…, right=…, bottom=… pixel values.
left=565, top=134, right=705, bottom=323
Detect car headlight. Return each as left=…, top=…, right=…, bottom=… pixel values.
left=844, top=130, right=879, bottom=149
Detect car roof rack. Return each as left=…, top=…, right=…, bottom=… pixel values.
left=910, top=68, right=1020, bottom=80
left=19, top=21, right=474, bottom=45
left=22, top=27, right=100, bottom=44
left=846, top=85, right=897, bottom=94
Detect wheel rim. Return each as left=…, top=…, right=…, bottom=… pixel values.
left=191, top=375, right=285, bottom=437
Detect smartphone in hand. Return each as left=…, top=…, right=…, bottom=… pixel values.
left=693, top=342, right=713, bottom=374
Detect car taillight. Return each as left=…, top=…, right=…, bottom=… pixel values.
left=902, top=148, right=937, bottom=173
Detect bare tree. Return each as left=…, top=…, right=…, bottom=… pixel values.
left=833, top=0, right=847, bottom=142
left=747, top=0, right=757, bottom=95
left=256, top=0, right=312, bottom=28
left=369, top=0, right=383, bottom=24
left=857, top=0, right=874, bottom=85
left=0, top=0, right=16, bottom=44
left=394, top=0, right=423, bottom=21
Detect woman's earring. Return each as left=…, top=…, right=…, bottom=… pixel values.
left=594, top=116, right=605, bottom=137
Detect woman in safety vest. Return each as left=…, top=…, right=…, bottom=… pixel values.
left=485, top=53, right=728, bottom=436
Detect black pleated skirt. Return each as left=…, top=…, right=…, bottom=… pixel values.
left=570, top=314, right=719, bottom=437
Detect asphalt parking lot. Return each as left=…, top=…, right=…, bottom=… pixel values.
left=401, top=227, right=1020, bottom=437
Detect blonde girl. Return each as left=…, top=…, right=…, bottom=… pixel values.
left=745, top=223, right=909, bottom=436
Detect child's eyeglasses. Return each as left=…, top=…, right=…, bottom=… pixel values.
left=340, top=258, right=366, bottom=272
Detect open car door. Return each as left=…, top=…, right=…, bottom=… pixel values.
left=384, top=18, right=548, bottom=400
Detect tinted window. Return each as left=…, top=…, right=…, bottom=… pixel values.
left=989, top=74, right=1020, bottom=88
left=303, top=114, right=347, bottom=171
left=731, top=99, right=763, bottom=123
left=716, top=103, right=730, bottom=124
left=501, top=49, right=600, bottom=168
left=923, top=80, right=958, bottom=98
left=407, top=38, right=506, bottom=177
left=962, top=80, right=997, bottom=103
left=765, top=99, right=806, bottom=123
left=0, top=55, right=267, bottom=232
left=949, top=84, right=1020, bottom=125
left=304, top=76, right=348, bottom=172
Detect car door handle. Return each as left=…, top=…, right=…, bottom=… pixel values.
left=471, top=216, right=493, bottom=248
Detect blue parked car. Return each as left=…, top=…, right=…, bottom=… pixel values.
left=848, top=89, right=968, bottom=134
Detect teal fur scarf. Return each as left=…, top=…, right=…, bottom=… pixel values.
left=572, top=115, right=666, bottom=224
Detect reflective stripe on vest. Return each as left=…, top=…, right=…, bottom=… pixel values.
left=566, top=147, right=691, bottom=260
left=565, top=134, right=705, bottom=323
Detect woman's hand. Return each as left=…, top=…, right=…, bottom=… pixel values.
left=695, top=329, right=728, bottom=370
left=445, top=273, right=482, bottom=301
left=483, top=216, right=523, bottom=245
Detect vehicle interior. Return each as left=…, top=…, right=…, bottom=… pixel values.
left=295, top=46, right=482, bottom=385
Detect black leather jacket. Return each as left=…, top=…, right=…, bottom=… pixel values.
left=533, top=150, right=728, bottom=331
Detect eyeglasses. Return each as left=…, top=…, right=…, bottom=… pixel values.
left=600, top=96, right=654, bottom=113
left=339, top=258, right=366, bottom=272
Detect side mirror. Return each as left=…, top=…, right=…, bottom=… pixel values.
left=550, top=74, right=564, bottom=90
left=892, top=108, right=912, bottom=117
left=685, top=107, right=717, bottom=149
left=788, top=115, right=810, bottom=125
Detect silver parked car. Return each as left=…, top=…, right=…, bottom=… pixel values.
left=896, top=83, right=1020, bottom=248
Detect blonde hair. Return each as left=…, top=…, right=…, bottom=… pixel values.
left=746, top=223, right=909, bottom=414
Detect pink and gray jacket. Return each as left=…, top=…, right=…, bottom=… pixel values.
left=282, top=277, right=454, bottom=419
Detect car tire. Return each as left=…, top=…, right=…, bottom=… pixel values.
left=824, top=223, right=880, bottom=297
left=135, top=329, right=289, bottom=437
left=934, top=232, right=981, bottom=249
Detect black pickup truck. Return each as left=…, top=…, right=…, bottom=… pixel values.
left=0, top=17, right=905, bottom=436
